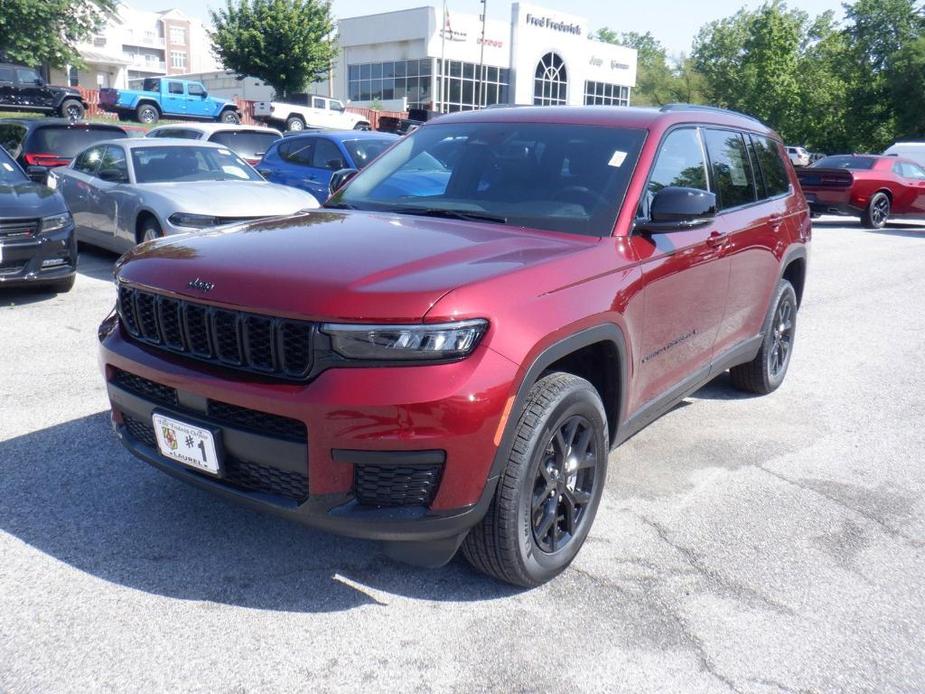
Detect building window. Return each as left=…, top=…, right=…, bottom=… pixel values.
left=346, top=59, right=433, bottom=110
left=68, top=66, right=79, bottom=87
left=170, top=51, right=187, bottom=69
left=169, top=27, right=186, bottom=45
left=435, top=60, right=509, bottom=113
left=534, top=53, right=567, bottom=106
left=583, top=81, right=630, bottom=106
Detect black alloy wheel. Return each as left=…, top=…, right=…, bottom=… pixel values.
left=531, top=415, right=598, bottom=554
left=862, top=192, right=890, bottom=229
left=768, top=295, right=795, bottom=378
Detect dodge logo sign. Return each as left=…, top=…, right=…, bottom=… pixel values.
left=187, top=278, right=215, bottom=292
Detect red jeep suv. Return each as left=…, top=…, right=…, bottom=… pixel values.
left=99, top=105, right=810, bottom=587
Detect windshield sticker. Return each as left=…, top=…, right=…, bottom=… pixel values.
left=1, top=162, right=13, bottom=172
left=608, top=150, right=628, bottom=167
left=217, top=148, right=232, bottom=156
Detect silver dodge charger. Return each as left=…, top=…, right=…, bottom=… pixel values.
left=48, top=138, right=319, bottom=253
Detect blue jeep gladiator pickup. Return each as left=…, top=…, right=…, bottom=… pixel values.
left=99, top=78, right=240, bottom=125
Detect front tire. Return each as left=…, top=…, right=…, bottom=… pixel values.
left=59, top=98, right=84, bottom=120
left=136, top=103, right=159, bottom=125
left=462, top=373, right=608, bottom=587
left=220, top=109, right=240, bottom=124
left=861, top=191, right=890, bottom=229
left=730, top=279, right=798, bottom=394
left=137, top=217, right=163, bottom=245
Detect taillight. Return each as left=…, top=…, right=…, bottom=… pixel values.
left=24, top=152, right=70, bottom=168
left=245, top=158, right=259, bottom=165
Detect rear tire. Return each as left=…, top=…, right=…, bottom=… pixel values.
left=59, top=98, right=84, bottom=120
left=286, top=116, right=305, bottom=132
left=136, top=103, right=159, bottom=125
left=729, top=279, right=798, bottom=395
left=861, top=191, right=890, bottom=229
left=220, top=109, right=240, bottom=124
left=462, top=373, right=608, bottom=587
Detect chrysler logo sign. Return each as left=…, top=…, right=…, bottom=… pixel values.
left=187, top=278, right=215, bottom=293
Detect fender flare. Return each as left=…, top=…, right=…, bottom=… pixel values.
left=481, top=323, right=629, bottom=501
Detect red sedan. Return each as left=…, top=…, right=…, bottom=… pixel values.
left=797, top=154, right=925, bottom=228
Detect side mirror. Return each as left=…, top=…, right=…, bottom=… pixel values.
left=636, top=187, right=716, bottom=233
left=25, top=165, right=47, bottom=182
left=329, top=167, right=359, bottom=195
left=34, top=77, right=44, bottom=86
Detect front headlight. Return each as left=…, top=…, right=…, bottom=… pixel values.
left=40, top=212, right=72, bottom=233
left=321, top=319, right=488, bottom=362
left=169, top=212, right=222, bottom=228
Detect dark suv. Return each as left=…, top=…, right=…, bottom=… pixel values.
left=0, top=63, right=87, bottom=119
left=98, top=105, right=810, bottom=587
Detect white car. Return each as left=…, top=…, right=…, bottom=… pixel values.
left=253, top=94, right=371, bottom=132
left=49, top=138, right=318, bottom=253
left=146, top=123, right=282, bottom=164
left=883, top=142, right=925, bottom=167
left=786, top=146, right=811, bottom=167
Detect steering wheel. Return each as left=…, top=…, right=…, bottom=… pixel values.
left=552, top=185, right=608, bottom=209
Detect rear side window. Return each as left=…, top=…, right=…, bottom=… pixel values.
left=0, top=67, right=13, bottom=82
left=278, top=138, right=314, bottom=165
left=15, top=68, right=40, bottom=84
left=751, top=135, right=790, bottom=197
left=811, top=155, right=876, bottom=170
left=703, top=129, right=757, bottom=210
left=168, top=81, right=184, bottom=95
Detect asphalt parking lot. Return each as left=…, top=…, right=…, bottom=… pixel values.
left=1, top=219, right=923, bottom=693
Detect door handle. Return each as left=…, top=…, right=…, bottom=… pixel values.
left=705, top=231, right=729, bottom=247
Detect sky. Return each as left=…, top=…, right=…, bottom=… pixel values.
left=133, top=0, right=848, bottom=56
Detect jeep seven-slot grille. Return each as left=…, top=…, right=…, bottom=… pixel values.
left=117, top=285, right=314, bottom=380
left=354, top=464, right=444, bottom=508
left=122, top=415, right=308, bottom=502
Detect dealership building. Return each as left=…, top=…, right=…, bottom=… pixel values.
left=328, top=2, right=638, bottom=112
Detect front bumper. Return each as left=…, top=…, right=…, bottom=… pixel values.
left=0, top=224, right=76, bottom=286
left=98, top=316, right=518, bottom=545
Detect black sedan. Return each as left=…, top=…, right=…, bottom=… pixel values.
left=0, top=146, right=76, bottom=292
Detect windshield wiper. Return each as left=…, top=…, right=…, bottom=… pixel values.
left=389, top=207, right=508, bottom=224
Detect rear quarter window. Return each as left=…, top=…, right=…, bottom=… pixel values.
left=704, top=129, right=757, bottom=210
left=750, top=135, right=791, bottom=197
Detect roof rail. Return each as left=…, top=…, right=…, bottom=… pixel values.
left=659, top=103, right=763, bottom=124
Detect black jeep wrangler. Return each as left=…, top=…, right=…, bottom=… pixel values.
left=0, top=63, right=87, bottom=120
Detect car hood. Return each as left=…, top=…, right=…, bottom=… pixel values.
left=0, top=182, right=65, bottom=218
left=116, top=209, right=596, bottom=321
left=134, top=181, right=318, bottom=215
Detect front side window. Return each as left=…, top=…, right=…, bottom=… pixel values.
left=15, top=68, right=40, bottom=84
left=131, top=146, right=263, bottom=183
left=703, top=129, right=757, bottom=210
left=278, top=138, right=314, bottom=165
left=0, top=123, right=27, bottom=157
left=188, top=83, right=205, bottom=96
left=751, top=135, right=790, bottom=197
left=896, top=161, right=925, bottom=180
left=642, top=128, right=709, bottom=217
left=331, top=122, right=646, bottom=237
left=74, top=146, right=104, bottom=175
left=313, top=139, right=346, bottom=170
left=99, top=145, right=129, bottom=182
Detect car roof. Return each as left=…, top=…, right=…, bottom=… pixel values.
left=429, top=105, right=778, bottom=137
left=282, top=130, right=399, bottom=143
left=148, top=123, right=282, bottom=136
left=94, top=137, right=234, bottom=150
left=0, top=118, right=125, bottom=132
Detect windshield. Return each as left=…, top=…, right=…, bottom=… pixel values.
left=342, top=137, right=397, bottom=169
left=328, top=122, right=646, bottom=236
left=31, top=127, right=127, bottom=159
left=0, top=148, right=26, bottom=183
left=812, top=155, right=877, bottom=170
left=131, top=145, right=263, bottom=183
left=209, top=130, right=281, bottom=160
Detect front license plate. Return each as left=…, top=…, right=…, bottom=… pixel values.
left=152, top=413, right=221, bottom=475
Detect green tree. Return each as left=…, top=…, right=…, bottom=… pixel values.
left=0, top=0, right=116, bottom=68
left=890, top=35, right=925, bottom=139
left=211, top=0, right=338, bottom=99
